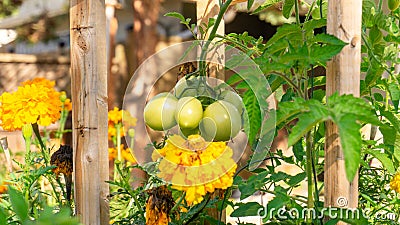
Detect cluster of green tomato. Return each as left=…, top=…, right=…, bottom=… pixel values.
left=144, top=77, right=244, bottom=142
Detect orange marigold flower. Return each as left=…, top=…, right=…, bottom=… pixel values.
left=0, top=78, right=62, bottom=131
left=21, top=77, right=55, bottom=88
left=63, top=98, right=72, bottom=111
left=0, top=184, right=7, bottom=194
left=153, top=135, right=237, bottom=205
left=390, top=172, right=400, bottom=194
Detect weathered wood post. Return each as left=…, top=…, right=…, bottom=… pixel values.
left=325, top=0, right=362, bottom=221
left=70, top=0, right=109, bottom=224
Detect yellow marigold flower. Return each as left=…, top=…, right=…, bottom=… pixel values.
left=390, top=172, right=400, bottom=194
left=108, top=107, right=136, bottom=140
left=153, top=135, right=237, bottom=205
left=108, top=107, right=123, bottom=125
left=108, top=144, right=136, bottom=163
left=22, top=77, right=55, bottom=88
left=0, top=78, right=62, bottom=131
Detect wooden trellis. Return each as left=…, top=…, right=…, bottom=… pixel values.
left=68, top=0, right=362, bottom=224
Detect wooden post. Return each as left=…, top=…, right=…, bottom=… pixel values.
left=196, top=0, right=225, bottom=223
left=70, top=0, right=109, bottom=224
left=325, top=0, right=362, bottom=220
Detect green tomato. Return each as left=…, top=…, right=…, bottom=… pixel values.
left=199, top=100, right=241, bottom=141
left=220, top=90, right=244, bottom=113
left=175, top=97, right=203, bottom=129
left=180, top=126, right=200, bottom=138
left=174, top=77, right=208, bottom=98
left=388, top=0, right=400, bottom=11
left=144, top=92, right=178, bottom=131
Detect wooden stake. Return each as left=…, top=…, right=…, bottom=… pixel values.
left=70, top=0, right=109, bottom=224
left=325, top=0, right=362, bottom=221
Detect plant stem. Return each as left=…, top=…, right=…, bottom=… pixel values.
left=305, top=131, right=314, bottom=224
left=294, top=0, right=301, bottom=25
left=24, top=137, right=32, bottom=172
left=116, top=123, right=122, bottom=162
left=198, top=0, right=233, bottom=76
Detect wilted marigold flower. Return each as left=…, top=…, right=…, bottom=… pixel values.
left=0, top=78, right=62, bottom=131
left=390, top=172, right=400, bottom=194
left=152, top=135, right=237, bottom=205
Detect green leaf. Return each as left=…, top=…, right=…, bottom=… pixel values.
left=369, top=25, right=383, bottom=44
left=239, top=171, right=268, bottom=200
left=293, top=139, right=305, bottom=161
left=0, top=208, right=6, bottom=225
left=303, top=18, right=327, bottom=33
left=314, top=33, right=347, bottom=46
left=266, top=24, right=301, bottom=48
left=287, top=172, right=306, bottom=186
left=252, top=0, right=282, bottom=14
left=282, top=0, right=295, bottom=19
left=243, top=89, right=262, bottom=145
left=276, top=98, right=308, bottom=127
left=249, top=116, right=275, bottom=171
left=310, top=44, right=347, bottom=64
left=366, top=149, right=395, bottom=174
left=287, top=100, right=329, bottom=147
left=247, top=0, right=255, bottom=10
left=8, top=186, right=28, bottom=222
left=230, top=202, right=263, bottom=217
left=164, top=12, right=186, bottom=23
left=335, top=114, right=361, bottom=181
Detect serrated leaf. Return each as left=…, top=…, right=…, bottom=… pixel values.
left=282, top=0, right=295, bottom=19
left=247, top=0, right=255, bottom=10
left=314, top=33, right=347, bottom=46
left=266, top=24, right=301, bottom=48
left=164, top=12, right=186, bottom=23
left=276, top=98, right=308, bottom=127
left=0, top=208, right=6, bottom=225
left=335, top=114, right=361, bottom=181
left=249, top=115, right=276, bottom=171
left=303, top=18, right=327, bottom=33
left=388, top=82, right=400, bottom=101
left=310, top=44, right=347, bottom=64
left=8, top=186, right=28, bottom=222
left=366, top=149, right=395, bottom=174
left=230, top=202, right=263, bottom=217
left=252, top=0, right=281, bottom=14
left=243, top=89, right=262, bottom=145
left=287, top=172, right=306, bottom=186
left=287, top=100, right=329, bottom=147
left=293, top=139, right=305, bottom=161
left=239, top=171, right=269, bottom=199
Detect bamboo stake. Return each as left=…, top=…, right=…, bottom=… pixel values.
left=325, top=0, right=362, bottom=222
left=70, top=0, right=109, bottom=224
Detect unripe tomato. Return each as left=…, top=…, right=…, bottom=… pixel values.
left=174, top=77, right=208, bottom=98
left=180, top=126, right=200, bottom=138
left=144, top=92, right=178, bottom=131
left=175, top=97, right=203, bottom=129
left=199, top=100, right=241, bottom=141
left=220, top=90, right=244, bottom=113
left=388, top=0, right=400, bottom=11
